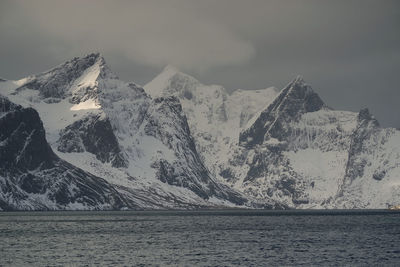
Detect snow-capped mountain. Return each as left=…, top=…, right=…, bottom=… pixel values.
left=337, top=109, right=400, bottom=208
left=145, top=69, right=400, bottom=209
left=0, top=53, right=254, bottom=210
left=1, top=53, right=398, bottom=210
left=0, top=95, right=129, bottom=210
left=144, top=65, right=279, bottom=182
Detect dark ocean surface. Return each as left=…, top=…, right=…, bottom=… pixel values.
left=1, top=210, right=399, bottom=266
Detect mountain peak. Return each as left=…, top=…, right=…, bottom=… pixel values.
left=285, top=75, right=310, bottom=93
left=14, top=53, right=117, bottom=99
left=292, top=75, right=305, bottom=85
left=159, top=64, right=197, bottom=82
left=67, top=52, right=106, bottom=72
left=38, top=52, right=113, bottom=81
left=239, top=76, right=325, bottom=147
left=358, top=108, right=372, bottom=121
left=77, top=52, right=102, bottom=61
left=144, top=65, right=199, bottom=98
left=280, top=76, right=324, bottom=112
left=358, top=108, right=380, bottom=127
left=69, top=52, right=115, bottom=79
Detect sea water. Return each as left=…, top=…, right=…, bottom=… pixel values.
left=1, top=210, right=399, bottom=266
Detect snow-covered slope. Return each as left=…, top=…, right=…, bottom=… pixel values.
left=145, top=70, right=400, bottom=209
left=144, top=66, right=279, bottom=182
left=2, top=54, right=398, bottom=210
left=336, top=109, right=400, bottom=208
left=236, top=77, right=400, bottom=208
left=0, top=96, right=129, bottom=211
left=0, top=54, right=252, bottom=210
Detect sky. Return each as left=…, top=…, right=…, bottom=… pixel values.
left=0, top=0, right=399, bottom=127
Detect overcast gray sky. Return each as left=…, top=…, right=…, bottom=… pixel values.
left=1, top=0, right=399, bottom=127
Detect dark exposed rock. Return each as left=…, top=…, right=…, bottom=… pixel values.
left=358, top=108, right=379, bottom=126
left=219, top=168, right=235, bottom=181
left=216, top=102, right=228, bottom=122
left=372, top=170, right=386, bottom=181
left=240, top=76, right=325, bottom=148
left=16, top=53, right=104, bottom=99
left=236, top=77, right=326, bottom=206
left=0, top=96, right=131, bottom=210
left=2, top=54, right=289, bottom=209
left=183, top=89, right=193, bottom=100
left=343, top=108, right=380, bottom=184
left=152, top=159, right=209, bottom=200
left=58, top=113, right=127, bottom=168
left=0, top=97, right=56, bottom=171
left=145, top=96, right=247, bottom=205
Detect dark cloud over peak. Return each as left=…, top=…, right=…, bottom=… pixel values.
left=0, top=0, right=399, bottom=127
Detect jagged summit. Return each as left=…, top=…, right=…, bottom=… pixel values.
left=357, top=108, right=380, bottom=128
left=0, top=53, right=251, bottom=209
left=36, top=52, right=110, bottom=80
left=239, top=76, right=326, bottom=147
left=269, top=76, right=325, bottom=113
left=291, top=75, right=306, bottom=85
left=358, top=108, right=375, bottom=122
left=69, top=52, right=103, bottom=66
left=2, top=53, right=398, bottom=210
left=12, top=53, right=117, bottom=100
left=0, top=96, right=129, bottom=210
left=281, top=76, right=324, bottom=110
left=144, top=65, right=200, bottom=98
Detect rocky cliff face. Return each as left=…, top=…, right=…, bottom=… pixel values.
left=237, top=79, right=400, bottom=208
left=335, top=109, right=400, bottom=208
left=144, top=65, right=279, bottom=186
left=1, top=53, right=398, bottom=210
left=343, top=108, right=381, bottom=185
left=0, top=96, right=129, bottom=211
left=15, top=53, right=115, bottom=101
left=57, top=113, right=127, bottom=168
left=144, top=96, right=244, bottom=203
left=145, top=69, right=400, bottom=209
left=0, top=54, right=251, bottom=210
left=239, top=76, right=325, bottom=148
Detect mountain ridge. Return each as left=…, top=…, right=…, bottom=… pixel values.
left=0, top=54, right=260, bottom=210
left=0, top=95, right=130, bottom=211
left=145, top=64, right=400, bottom=209
left=1, top=53, right=399, bottom=210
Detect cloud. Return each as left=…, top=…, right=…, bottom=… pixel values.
left=10, top=0, right=255, bottom=71
left=1, top=0, right=399, bottom=127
